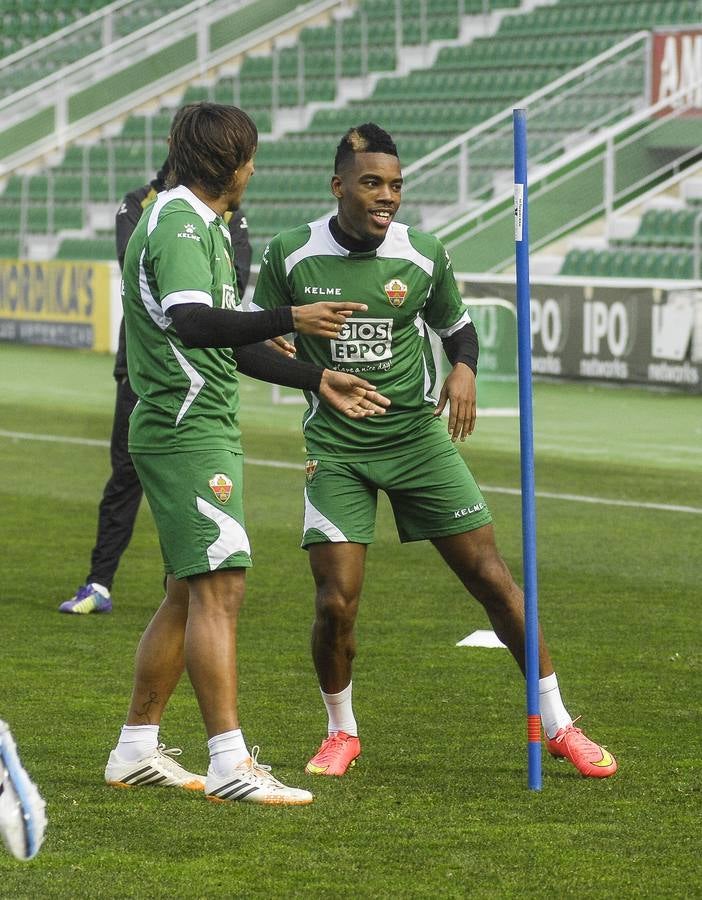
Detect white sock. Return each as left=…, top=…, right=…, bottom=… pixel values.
left=90, top=582, right=110, bottom=598
left=321, top=682, right=358, bottom=737
left=539, top=673, right=572, bottom=739
left=116, top=724, right=159, bottom=762
left=207, top=728, right=249, bottom=776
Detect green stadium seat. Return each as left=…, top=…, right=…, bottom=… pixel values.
left=0, top=236, right=20, bottom=257
left=56, top=237, right=116, bottom=260
left=26, top=206, right=49, bottom=232
left=61, top=146, right=89, bottom=171
left=26, top=176, right=49, bottom=200
left=277, top=48, right=298, bottom=77
left=240, top=81, right=273, bottom=106
left=672, top=253, right=694, bottom=280
left=181, top=85, right=211, bottom=104
left=52, top=174, right=84, bottom=202
left=560, top=248, right=585, bottom=275
left=301, top=26, right=335, bottom=50
left=304, top=78, right=335, bottom=103
left=671, top=210, right=696, bottom=248
left=2, top=177, right=25, bottom=200
left=53, top=205, right=84, bottom=231
left=304, top=49, right=336, bottom=76
left=630, top=209, right=659, bottom=246
left=88, top=174, right=112, bottom=202
left=0, top=205, right=22, bottom=232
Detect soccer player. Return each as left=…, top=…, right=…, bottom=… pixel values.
left=105, top=103, right=390, bottom=806
left=251, top=122, right=618, bottom=780
left=0, top=720, right=46, bottom=860
left=58, top=159, right=252, bottom=614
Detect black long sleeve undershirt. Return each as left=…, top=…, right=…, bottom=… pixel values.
left=170, top=303, right=294, bottom=349
left=233, top=342, right=323, bottom=392
left=442, top=320, right=479, bottom=375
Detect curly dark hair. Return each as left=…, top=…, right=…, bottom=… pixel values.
left=334, top=122, right=398, bottom=173
left=166, top=102, right=258, bottom=196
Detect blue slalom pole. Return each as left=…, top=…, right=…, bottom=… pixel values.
left=513, top=108, right=542, bottom=791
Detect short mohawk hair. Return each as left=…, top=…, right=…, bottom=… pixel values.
left=334, top=122, right=398, bottom=173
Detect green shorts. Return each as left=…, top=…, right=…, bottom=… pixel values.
left=302, top=441, right=492, bottom=546
left=132, top=449, right=252, bottom=579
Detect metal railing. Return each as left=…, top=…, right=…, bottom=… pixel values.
left=224, top=0, right=496, bottom=121
left=0, top=0, right=344, bottom=174
left=436, top=77, right=702, bottom=274
left=0, top=0, right=508, bottom=173
left=694, top=210, right=702, bottom=280
left=0, top=0, right=232, bottom=121
left=399, top=30, right=651, bottom=233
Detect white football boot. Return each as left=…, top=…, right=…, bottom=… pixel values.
left=105, top=743, right=205, bottom=791
left=206, top=746, right=313, bottom=805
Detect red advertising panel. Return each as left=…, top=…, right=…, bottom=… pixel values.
left=651, top=29, right=702, bottom=115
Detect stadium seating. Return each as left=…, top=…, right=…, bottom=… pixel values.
left=55, top=235, right=116, bottom=260
left=561, top=243, right=696, bottom=280
left=0, top=0, right=188, bottom=61
left=1, top=0, right=699, bottom=272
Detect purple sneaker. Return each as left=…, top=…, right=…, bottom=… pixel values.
left=59, top=583, right=112, bottom=614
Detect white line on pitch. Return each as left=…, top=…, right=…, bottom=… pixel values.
left=1, top=429, right=700, bottom=515
left=478, top=484, right=701, bottom=515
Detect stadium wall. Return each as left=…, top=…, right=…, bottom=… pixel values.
left=0, top=259, right=119, bottom=352
left=458, top=273, right=702, bottom=394
left=1, top=263, right=700, bottom=395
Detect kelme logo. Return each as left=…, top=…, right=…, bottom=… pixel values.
left=209, top=473, right=233, bottom=503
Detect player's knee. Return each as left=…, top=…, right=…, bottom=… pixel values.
left=462, top=554, right=515, bottom=602
left=188, top=573, right=246, bottom=618
left=315, top=588, right=358, bottom=632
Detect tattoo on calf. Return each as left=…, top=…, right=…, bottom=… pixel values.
left=135, top=692, right=159, bottom=721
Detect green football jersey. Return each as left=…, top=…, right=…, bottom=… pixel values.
left=122, top=186, right=243, bottom=454
left=252, top=216, right=472, bottom=459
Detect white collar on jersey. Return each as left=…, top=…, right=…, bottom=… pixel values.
left=159, top=184, right=220, bottom=225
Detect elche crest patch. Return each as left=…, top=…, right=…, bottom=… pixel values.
left=305, top=459, right=318, bottom=483
left=384, top=278, right=408, bottom=308
left=209, top=473, right=233, bottom=503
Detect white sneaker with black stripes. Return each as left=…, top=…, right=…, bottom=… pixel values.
left=206, top=746, right=313, bottom=806
left=104, top=743, right=205, bottom=791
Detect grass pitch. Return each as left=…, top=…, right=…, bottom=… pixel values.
left=0, top=344, right=700, bottom=898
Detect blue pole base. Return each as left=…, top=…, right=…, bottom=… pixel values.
left=528, top=742, right=542, bottom=791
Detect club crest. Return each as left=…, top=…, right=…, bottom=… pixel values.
left=209, top=473, right=233, bottom=503
left=305, top=459, right=318, bottom=483
left=384, top=278, right=408, bottom=308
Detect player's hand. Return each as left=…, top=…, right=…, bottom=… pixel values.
left=318, top=370, right=391, bottom=419
left=291, top=301, right=368, bottom=339
left=265, top=335, right=296, bottom=357
left=433, top=363, right=476, bottom=441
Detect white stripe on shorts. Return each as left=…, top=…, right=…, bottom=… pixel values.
left=196, top=497, right=251, bottom=569
left=303, top=488, right=348, bottom=542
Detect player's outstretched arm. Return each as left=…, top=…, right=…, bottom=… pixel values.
left=318, top=370, right=391, bottom=419
left=266, top=335, right=296, bottom=356
left=433, top=363, right=476, bottom=441
left=291, top=301, right=368, bottom=338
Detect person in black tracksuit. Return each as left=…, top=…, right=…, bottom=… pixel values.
left=58, top=161, right=252, bottom=613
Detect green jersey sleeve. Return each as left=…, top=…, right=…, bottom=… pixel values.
left=422, top=239, right=472, bottom=337
left=149, top=207, right=217, bottom=311
left=252, top=233, right=298, bottom=311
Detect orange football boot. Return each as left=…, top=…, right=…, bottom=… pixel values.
left=547, top=722, right=617, bottom=778
left=305, top=731, right=361, bottom=776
